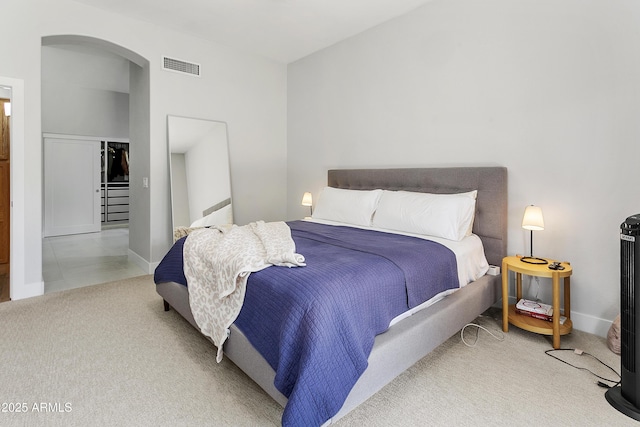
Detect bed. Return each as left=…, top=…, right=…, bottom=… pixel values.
left=154, top=166, right=507, bottom=426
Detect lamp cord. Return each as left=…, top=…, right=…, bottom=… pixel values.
left=545, top=348, right=621, bottom=387
left=460, top=322, right=505, bottom=347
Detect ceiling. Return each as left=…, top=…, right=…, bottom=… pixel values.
left=71, top=0, right=434, bottom=63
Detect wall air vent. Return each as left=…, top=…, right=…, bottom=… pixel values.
left=162, top=56, right=201, bottom=77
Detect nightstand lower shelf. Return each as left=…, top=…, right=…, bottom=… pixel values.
left=508, top=305, right=572, bottom=336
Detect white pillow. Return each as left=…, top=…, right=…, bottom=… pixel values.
left=372, top=190, right=477, bottom=241
left=312, top=187, right=382, bottom=227
left=459, top=190, right=478, bottom=236
left=190, top=204, right=233, bottom=227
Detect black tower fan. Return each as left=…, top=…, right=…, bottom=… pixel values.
left=606, top=213, right=640, bottom=419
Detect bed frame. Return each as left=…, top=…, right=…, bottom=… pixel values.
left=156, top=166, right=507, bottom=423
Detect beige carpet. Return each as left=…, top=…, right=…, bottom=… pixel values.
left=0, top=275, right=634, bottom=426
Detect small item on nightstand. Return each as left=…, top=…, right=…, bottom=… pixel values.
left=549, top=262, right=565, bottom=270
left=516, top=299, right=553, bottom=316
left=515, top=299, right=567, bottom=324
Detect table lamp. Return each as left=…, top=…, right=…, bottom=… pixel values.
left=301, top=192, right=313, bottom=216
left=521, top=205, right=547, bottom=264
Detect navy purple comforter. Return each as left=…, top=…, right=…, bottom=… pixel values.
left=154, top=220, right=459, bottom=426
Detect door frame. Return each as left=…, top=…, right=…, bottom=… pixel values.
left=0, top=77, right=25, bottom=300
left=0, top=98, right=9, bottom=302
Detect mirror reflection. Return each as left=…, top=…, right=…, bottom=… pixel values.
left=168, top=115, right=233, bottom=233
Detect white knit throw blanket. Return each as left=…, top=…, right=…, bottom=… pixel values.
left=183, top=221, right=306, bottom=362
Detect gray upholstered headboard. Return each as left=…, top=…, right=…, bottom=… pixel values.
left=327, top=167, right=508, bottom=267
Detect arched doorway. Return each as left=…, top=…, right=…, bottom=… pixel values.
left=40, top=35, right=150, bottom=293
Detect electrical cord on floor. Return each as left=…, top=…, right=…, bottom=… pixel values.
left=545, top=348, right=621, bottom=388
left=460, top=322, right=505, bottom=347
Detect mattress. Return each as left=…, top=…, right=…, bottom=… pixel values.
left=155, top=219, right=489, bottom=329
left=306, top=218, right=489, bottom=286
left=301, top=218, right=489, bottom=328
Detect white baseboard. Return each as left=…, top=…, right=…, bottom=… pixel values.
left=128, top=249, right=159, bottom=275
left=149, top=261, right=160, bottom=273
left=571, top=311, right=613, bottom=338
left=11, top=280, right=44, bottom=300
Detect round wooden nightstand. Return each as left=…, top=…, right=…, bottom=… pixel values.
left=501, top=255, right=573, bottom=349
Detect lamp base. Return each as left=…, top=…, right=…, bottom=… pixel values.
left=520, top=256, right=548, bottom=265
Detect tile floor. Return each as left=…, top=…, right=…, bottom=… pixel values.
left=42, top=226, right=147, bottom=294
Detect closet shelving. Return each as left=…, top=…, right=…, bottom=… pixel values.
left=101, top=141, right=129, bottom=224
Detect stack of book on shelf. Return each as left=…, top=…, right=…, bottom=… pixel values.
left=515, top=299, right=566, bottom=324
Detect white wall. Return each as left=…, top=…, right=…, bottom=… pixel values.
left=287, top=0, right=640, bottom=336
left=41, top=44, right=131, bottom=138
left=41, top=82, right=129, bottom=137
left=2, top=0, right=287, bottom=299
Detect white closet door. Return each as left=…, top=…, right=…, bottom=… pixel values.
left=44, top=137, right=101, bottom=237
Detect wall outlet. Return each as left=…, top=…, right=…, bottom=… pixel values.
left=143, top=177, right=149, bottom=188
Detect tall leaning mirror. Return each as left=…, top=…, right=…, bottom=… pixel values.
left=167, top=115, right=233, bottom=235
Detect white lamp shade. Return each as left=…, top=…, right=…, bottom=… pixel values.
left=522, top=205, right=544, bottom=231
left=301, top=192, right=313, bottom=207
left=3, top=102, right=10, bottom=117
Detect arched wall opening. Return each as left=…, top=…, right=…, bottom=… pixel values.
left=39, top=35, right=151, bottom=292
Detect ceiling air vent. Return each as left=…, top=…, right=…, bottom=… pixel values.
left=162, top=56, right=201, bottom=77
